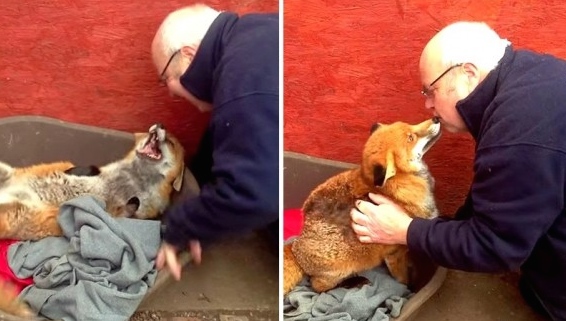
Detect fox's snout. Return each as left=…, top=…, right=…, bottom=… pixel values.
left=413, top=117, right=441, bottom=136
left=148, top=124, right=167, bottom=143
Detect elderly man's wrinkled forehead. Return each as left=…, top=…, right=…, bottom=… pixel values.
left=419, top=36, right=446, bottom=83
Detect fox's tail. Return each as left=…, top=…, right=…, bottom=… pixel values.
left=0, top=280, right=35, bottom=319
left=283, top=241, right=305, bottom=295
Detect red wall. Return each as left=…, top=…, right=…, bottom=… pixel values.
left=0, top=0, right=278, bottom=158
left=284, top=0, right=566, bottom=215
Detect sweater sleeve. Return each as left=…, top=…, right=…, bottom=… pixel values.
left=407, top=144, right=565, bottom=272
left=162, top=93, right=279, bottom=248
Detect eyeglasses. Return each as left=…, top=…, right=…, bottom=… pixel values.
left=159, top=49, right=181, bottom=85
left=421, top=63, right=463, bottom=97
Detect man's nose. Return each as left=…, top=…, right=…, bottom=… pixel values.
left=424, top=97, right=434, bottom=109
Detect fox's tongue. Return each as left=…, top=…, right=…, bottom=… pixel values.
left=140, top=142, right=157, bottom=155
left=140, top=133, right=161, bottom=159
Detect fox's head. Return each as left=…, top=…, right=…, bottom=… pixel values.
left=361, top=117, right=441, bottom=188
left=133, top=123, right=186, bottom=192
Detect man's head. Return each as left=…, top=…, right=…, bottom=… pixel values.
left=419, top=21, right=510, bottom=133
left=151, top=4, right=221, bottom=111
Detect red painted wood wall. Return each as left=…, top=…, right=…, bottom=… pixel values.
left=284, top=0, right=566, bottom=215
left=0, top=0, right=278, bottom=158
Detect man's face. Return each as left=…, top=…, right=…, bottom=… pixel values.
left=419, top=55, right=472, bottom=133
left=153, top=45, right=212, bottom=112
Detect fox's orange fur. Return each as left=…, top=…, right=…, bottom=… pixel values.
left=0, top=123, right=185, bottom=318
left=13, top=161, right=75, bottom=176
left=284, top=118, right=441, bottom=295
left=0, top=281, right=35, bottom=318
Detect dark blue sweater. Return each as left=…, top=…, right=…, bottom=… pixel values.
left=408, top=46, right=566, bottom=320
left=163, top=12, right=279, bottom=248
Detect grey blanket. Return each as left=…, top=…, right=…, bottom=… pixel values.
left=284, top=267, right=412, bottom=321
left=283, top=238, right=412, bottom=321
left=7, top=195, right=162, bottom=321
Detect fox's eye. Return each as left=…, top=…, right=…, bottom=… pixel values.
left=407, top=134, right=414, bottom=142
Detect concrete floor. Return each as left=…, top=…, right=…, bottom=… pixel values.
left=132, top=232, right=279, bottom=321
left=281, top=266, right=549, bottom=321
left=408, top=270, right=548, bottom=321
left=131, top=230, right=547, bottom=321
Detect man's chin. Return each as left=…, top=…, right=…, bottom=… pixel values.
left=443, top=123, right=467, bottom=134
left=176, top=89, right=212, bottom=112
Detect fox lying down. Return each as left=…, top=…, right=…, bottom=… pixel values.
left=0, top=123, right=185, bottom=241
left=284, top=118, right=441, bottom=295
left=0, top=123, right=186, bottom=317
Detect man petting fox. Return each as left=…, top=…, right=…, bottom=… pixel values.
left=284, top=117, right=442, bottom=295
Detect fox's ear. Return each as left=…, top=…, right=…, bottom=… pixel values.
left=370, top=123, right=380, bottom=134
left=125, top=197, right=140, bottom=217
left=173, top=165, right=185, bottom=192
left=373, top=150, right=396, bottom=187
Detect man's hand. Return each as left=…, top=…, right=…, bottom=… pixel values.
left=350, top=193, right=413, bottom=245
left=156, top=240, right=202, bottom=281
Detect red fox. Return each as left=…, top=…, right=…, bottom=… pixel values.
left=0, top=123, right=185, bottom=317
left=284, top=118, right=441, bottom=295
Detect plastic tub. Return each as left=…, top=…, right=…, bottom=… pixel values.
left=0, top=116, right=199, bottom=321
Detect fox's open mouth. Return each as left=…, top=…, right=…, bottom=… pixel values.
left=137, top=124, right=167, bottom=160
left=138, top=132, right=162, bottom=160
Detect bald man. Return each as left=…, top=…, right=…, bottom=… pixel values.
left=351, top=21, right=566, bottom=320
left=151, top=4, right=279, bottom=280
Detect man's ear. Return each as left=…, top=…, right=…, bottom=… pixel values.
left=463, top=62, right=481, bottom=91
left=181, top=45, right=197, bottom=60
left=373, top=150, right=396, bottom=187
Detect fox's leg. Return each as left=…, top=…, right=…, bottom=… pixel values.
left=309, top=260, right=383, bottom=292
left=293, top=245, right=353, bottom=293
left=0, top=202, right=62, bottom=241
left=384, top=246, right=410, bottom=285
left=310, top=269, right=355, bottom=293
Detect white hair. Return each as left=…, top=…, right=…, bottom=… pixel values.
left=155, top=4, right=221, bottom=56
left=437, top=21, right=511, bottom=72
